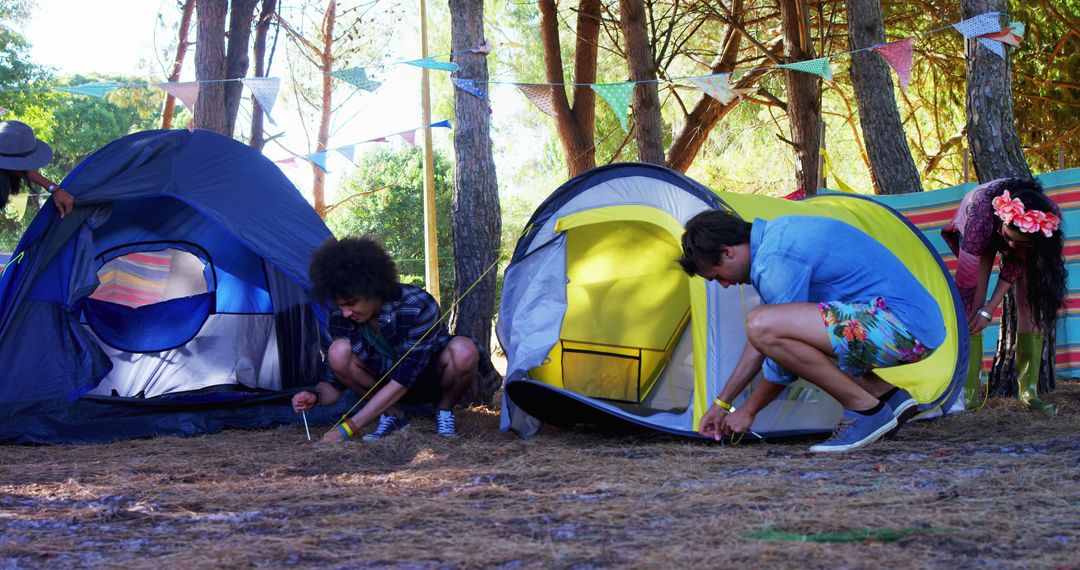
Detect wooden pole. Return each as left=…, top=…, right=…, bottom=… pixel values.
left=962, top=147, right=970, bottom=183
left=419, top=0, right=440, bottom=305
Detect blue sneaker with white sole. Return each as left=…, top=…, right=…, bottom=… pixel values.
left=881, top=387, right=918, bottom=438
left=809, top=406, right=898, bottom=453
left=362, top=413, right=410, bottom=441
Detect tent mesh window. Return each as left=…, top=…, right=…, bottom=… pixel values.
left=90, top=248, right=208, bottom=307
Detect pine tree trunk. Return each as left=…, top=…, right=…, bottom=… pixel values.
left=194, top=0, right=260, bottom=137
left=161, top=0, right=195, bottom=129
left=846, top=0, right=923, bottom=195
left=960, top=0, right=1052, bottom=395
left=449, top=0, right=503, bottom=405
left=779, top=0, right=821, bottom=196
left=619, top=0, right=663, bottom=165
left=540, top=0, right=600, bottom=178
left=195, top=1, right=229, bottom=134
left=249, top=0, right=278, bottom=150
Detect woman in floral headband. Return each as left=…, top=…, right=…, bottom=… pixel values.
left=941, top=177, right=1065, bottom=413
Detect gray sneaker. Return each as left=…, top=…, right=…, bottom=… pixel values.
left=362, top=413, right=410, bottom=441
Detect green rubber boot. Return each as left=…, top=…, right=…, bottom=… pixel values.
left=964, top=334, right=984, bottom=410
left=1016, top=332, right=1056, bottom=413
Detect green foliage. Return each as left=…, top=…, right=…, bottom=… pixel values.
left=324, top=144, right=455, bottom=294
left=46, top=74, right=163, bottom=176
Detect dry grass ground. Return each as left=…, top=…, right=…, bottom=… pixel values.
left=2, top=383, right=1078, bottom=569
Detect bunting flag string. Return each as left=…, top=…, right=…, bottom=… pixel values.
left=873, top=37, right=914, bottom=94
left=451, top=78, right=486, bottom=100
left=59, top=82, right=120, bottom=98
left=5, top=12, right=1017, bottom=145
left=591, top=82, right=635, bottom=132
left=978, top=22, right=1024, bottom=60
left=403, top=56, right=459, bottom=73
left=516, top=84, right=559, bottom=117
left=776, top=57, right=833, bottom=81
left=290, top=119, right=455, bottom=173
left=240, top=77, right=281, bottom=125
left=155, top=81, right=200, bottom=113
left=689, top=73, right=738, bottom=105
left=335, top=144, right=356, bottom=162
left=952, top=12, right=1002, bottom=39
left=331, top=67, right=382, bottom=92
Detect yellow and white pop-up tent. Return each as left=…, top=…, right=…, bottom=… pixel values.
left=497, top=163, right=966, bottom=439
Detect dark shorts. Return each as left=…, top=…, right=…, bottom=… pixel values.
left=393, top=335, right=498, bottom=405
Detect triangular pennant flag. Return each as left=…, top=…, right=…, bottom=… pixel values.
left=873, top=38, right=914, bottom=94
left=331, top=67, right=382, bottom=92
left=306, top=151, right=331, bottom=173
left=155, top=82, right=200, bottom=111
left=371, top=137, right=388, bottom=143
left=978, top=37, right=1006, bottom=59
left=452, top=78, right=486, bottom=99
left=982, top=22, right=1024, bottom=47
left=399, top=130, right=417, bottom=146
left=403, top=56, right=458, bottom=73
left=59, top=82, right=120, bottom=98
left=430, top=120, right=452, bottom=129
left=591, top=82, right=635, bottom=132
left=688, top=73, right=737, bottom=105
left=335, top=145, right=356, bottom=162
left=777, top=57, right=833, bottom=81
left=952, top=13, right=1001, bottom=39
left=241, top=77, right=281, bottom=125
left=516, top=84, right=559, bottom=117
left=274, top=157, right=303, bottom=171
left=781, top=188, right=805, bottom=201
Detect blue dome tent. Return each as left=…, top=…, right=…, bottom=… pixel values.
left=0, top=129, right=338, bottom=443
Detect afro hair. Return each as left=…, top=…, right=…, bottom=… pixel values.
left=309, top=236, right=400, bottom=303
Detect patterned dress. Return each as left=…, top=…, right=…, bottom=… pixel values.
left=940, top=179, right=1060, bottom=320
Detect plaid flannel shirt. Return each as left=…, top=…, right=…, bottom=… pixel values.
left=321, top=284, right=450, bottom=390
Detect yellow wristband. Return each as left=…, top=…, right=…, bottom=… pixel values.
left=338, top=421, right=354, bottom=438
left=713, top=397, right=733, bottom=412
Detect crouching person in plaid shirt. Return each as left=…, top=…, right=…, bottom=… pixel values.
left=292, top=236, right=495, bottom=442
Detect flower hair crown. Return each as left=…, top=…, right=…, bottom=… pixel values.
left=992, top=190, right=1060, bottom=238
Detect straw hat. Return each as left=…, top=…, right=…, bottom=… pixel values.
left=0, top=120, right=53, bottom=171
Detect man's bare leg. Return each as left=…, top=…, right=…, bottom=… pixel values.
left=745, top=303, right=880, bottom=411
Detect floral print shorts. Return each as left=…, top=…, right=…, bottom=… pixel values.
left=818, top=297, right=933, bottom=377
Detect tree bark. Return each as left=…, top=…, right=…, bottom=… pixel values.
left=618, top=0, right=663, bottom=165
left=161, top=0, right=195, bottom=129
left=962, top=3, right=1030, bottom=181
left=249, top=0, right=278, bottom=150
left=195, top=0, right=260, bottom=137
left=778, top=0, right=821, bottom=196
left=959, top=1, right=1051, bottom=396
left=225, top=0, right=261, bottom=137
left=311, top=0, right=336, bottom=218
left=195, top=0, right=229, bottom=134
left=540, top=0, right=600, bottom=178
left=846, top=0, right=923, bottom=195
left=449, top=0, right=503, bottom=405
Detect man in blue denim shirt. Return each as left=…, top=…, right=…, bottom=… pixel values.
left=678, top=210, right=946, bottom=452
left=291, top=237, right=495, bottom=443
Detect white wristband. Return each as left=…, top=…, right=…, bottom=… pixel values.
left=977, top=309, right=992, bottom=320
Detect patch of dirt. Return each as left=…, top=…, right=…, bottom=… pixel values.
left=1, top=383, right=1078, bottom=569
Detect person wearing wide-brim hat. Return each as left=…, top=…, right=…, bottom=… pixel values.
left=0, top=120, right=74, bottom=218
